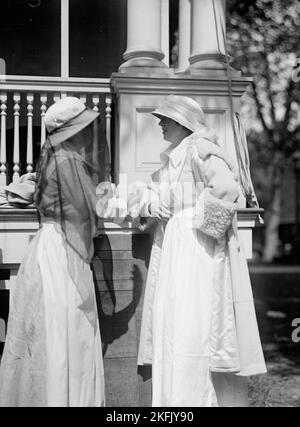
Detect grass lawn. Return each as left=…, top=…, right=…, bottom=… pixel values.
left=248, top=350, right=300, bottom=407
left=249, top=266, right=300, bottom=407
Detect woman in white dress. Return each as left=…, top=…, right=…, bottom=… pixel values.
left=135, top=95, right=266, bottom=407
left=0, top=97, right=109, bottom=407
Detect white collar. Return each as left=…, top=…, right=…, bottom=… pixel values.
left=160, top=136, right=191, bottom=168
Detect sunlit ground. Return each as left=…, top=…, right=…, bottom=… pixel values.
left=249, top=265, right=300, bottom=407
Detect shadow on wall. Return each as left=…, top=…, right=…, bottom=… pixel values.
left=92, top=234, right=147, bottom=357
left=132, top=230, right=154, bottom=270
left=95, top=263, right=144, bottom=357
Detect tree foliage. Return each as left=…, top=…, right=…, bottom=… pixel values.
left=227, top=0, right=300, bottom=261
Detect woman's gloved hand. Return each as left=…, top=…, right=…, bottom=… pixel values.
left=147, top=200, right=172, bottom=221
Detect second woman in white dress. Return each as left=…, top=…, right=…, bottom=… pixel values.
left=134, top=95, right=266, bottom=407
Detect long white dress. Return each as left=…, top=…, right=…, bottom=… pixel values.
left=137, top=132, right=266, bottom=407
left=0, top=223, right=105, bottom=407
left=38, top=224, right=104, bottom=407
left=152, top=208, right=219, bottom=406
left=0, top=151, right=105, bottom=407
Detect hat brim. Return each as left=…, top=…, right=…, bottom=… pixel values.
left=4, top=182, right=35, bottom=200
left=151, top=109, right=195, bottom=133
left=48, top=107, right=100, bottom=146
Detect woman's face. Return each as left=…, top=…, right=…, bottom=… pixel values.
left=158, top=117, right=191, bottom=144
left=70, top=124, right=93, bottom=151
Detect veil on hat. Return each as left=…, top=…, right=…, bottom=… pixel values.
left=34, top=106, right=110, bottom=324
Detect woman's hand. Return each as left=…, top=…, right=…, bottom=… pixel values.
left=148, top=200, right=172, bottom=221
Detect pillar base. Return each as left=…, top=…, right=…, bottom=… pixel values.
left=120, top=50, right=167, bottom=71
left=189, top=53, right=228, bottom=71
left=176, top=68, right=241, bottom=78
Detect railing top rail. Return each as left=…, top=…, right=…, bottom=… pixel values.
left=0, top=75, right=112, bottom=93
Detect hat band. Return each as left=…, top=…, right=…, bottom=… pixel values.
left=48, top=107, right=88, bottom=135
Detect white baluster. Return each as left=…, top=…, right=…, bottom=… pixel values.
left=80, top=94, right=87, bottom=105
left=105, top=94, right=112, bottom=162
left=0, top=93, right=7, bottom=186
left=40, top=94, right=47, bottom=148
left=92, top=95, right=100, bottom=167
left=53, top=93, right=61, bottom=104
left=61, top=92, right=67, bottom=99
left=26, top=93, right=34, bottom=174
left=92, top=95, right=100, bottom=112
left=13, top=93, right=21, bottom=182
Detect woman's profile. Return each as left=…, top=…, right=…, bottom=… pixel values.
left=134, top=95, right=266, bottom=407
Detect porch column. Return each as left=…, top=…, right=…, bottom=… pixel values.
left=61, top=0, right=69, bottom=77
left=189, top=0, right=227, bottom=70
left=120, top=0, right=166, bottom=69
left=161, top=0, right=170, bottom=67
left=177, top=0, right=191, bottom=72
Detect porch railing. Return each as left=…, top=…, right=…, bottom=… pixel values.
left=0, top=76, right=113, bottom=186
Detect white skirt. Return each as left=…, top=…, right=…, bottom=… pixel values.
left=151, top=211, right=217, bottom=407
left=37, top=224, right=105, bottom=407
left=151, top=211, right=248, bottom=407
left=0, top=223, right=105, bottom=407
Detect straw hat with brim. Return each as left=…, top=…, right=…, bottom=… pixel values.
left=5, top=181, right=35, bottom=205
left=152, top=95, right=206, bottom=133
left=45, top=96, right=100, bottom=146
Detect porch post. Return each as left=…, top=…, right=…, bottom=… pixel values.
left=120, top=0, right=167, bottom=70
left=177, top=0, right=191, bottom=72
left=189, top=0, right=227, bottom=70
left=161, top=0, right=170, bottom=67
left=61, top=0, right=69, bottom=77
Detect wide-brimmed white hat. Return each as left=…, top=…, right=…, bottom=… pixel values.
left=45, top=96, right=99, bottom=146
left=152, top=95, right=206, bottom=133
left=5, top=173, right=36, bottom=206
